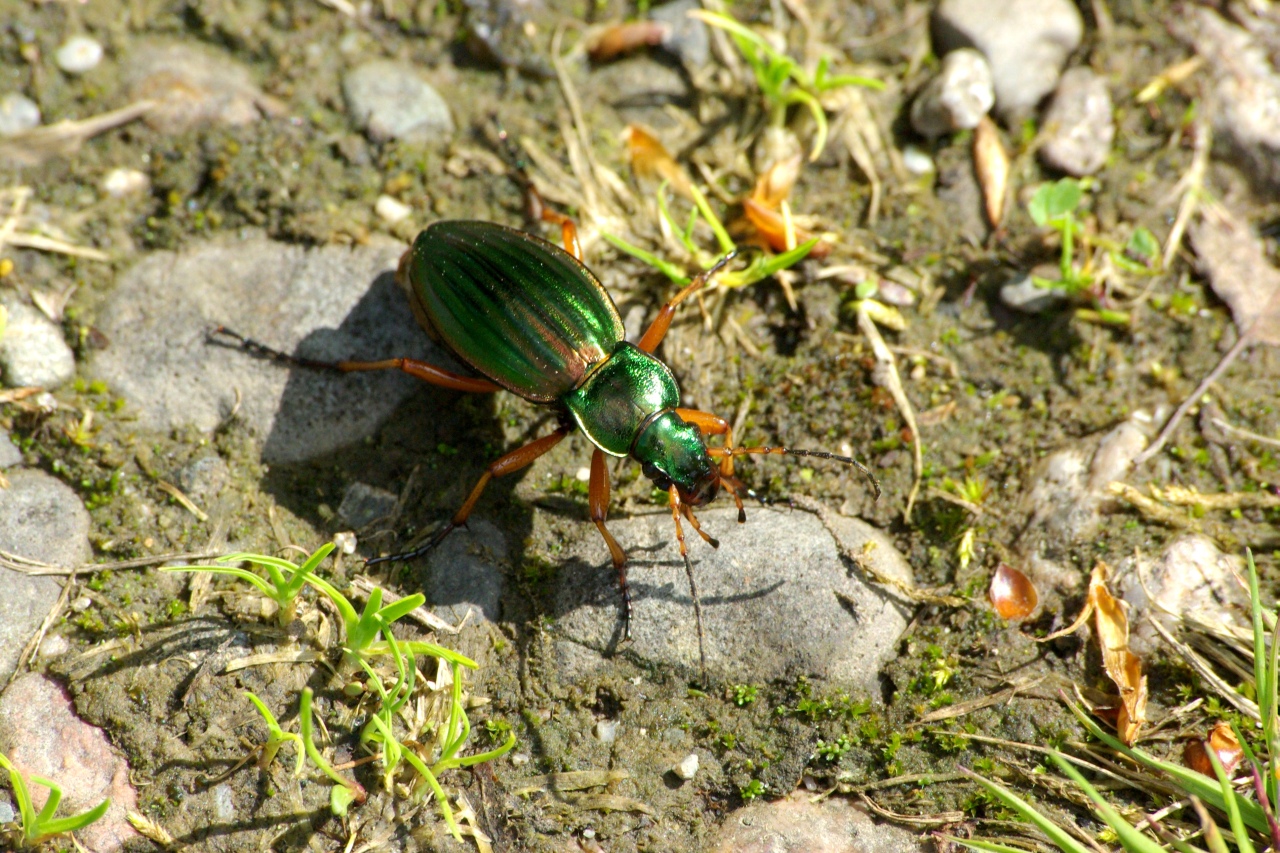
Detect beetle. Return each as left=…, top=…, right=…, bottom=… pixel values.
left=214, top=205, right=878, bottom=675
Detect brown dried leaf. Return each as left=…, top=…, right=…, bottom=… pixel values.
left=989, top=563, right=1038, bottom=620
left=622, top=125, right=692, bottom=199
left=1191, top=208, right=1280, bottom=346
left=751, top=154, right=803, bottom=209
left=1089, top=562, right=1147, bottom=744
left=973, top=115, right=1009, bottom=228
left=1184, top=722, right=1242, bottom=776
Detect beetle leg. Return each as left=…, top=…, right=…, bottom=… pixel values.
left=637, top=251, right=738, bottom=353
left=680, top=503, right=719, bottom=548
left=208, top=327, right=501, bottom=393
left=368, top=426, right=570, bottom=567
left=588, top=448, right=632, bottom=637
left=527, top=190, right=583, bottom=262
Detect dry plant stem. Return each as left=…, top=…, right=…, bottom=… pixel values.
left=1147, top=615, right=1260, bottom=721
left=856, top=793, right=965, bottom=827
left=1131, top=332, right=1251, bottom=467
left=1153, top=485, right=1280, bottom=510
left=1106, top=481, right=1200, bottom=529
left=4, top=574, right=77, bottom=691
left=855, top=303, right=922, bottom=519
left=1212, top=416, right=1280, bottom=449
left=1163, top=118, right=1210, bottom=270
left=914, top=675, right=1046, bottom=723
left=0, top=548, right=226, bottom=576
left=0, top=100, right=155, bottom=166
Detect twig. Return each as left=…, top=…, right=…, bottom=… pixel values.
left=0, top=100, right=155, bottom=167
left=855, top=303, right=922, bottom=519
left=0, top=548, right=225, bottom=576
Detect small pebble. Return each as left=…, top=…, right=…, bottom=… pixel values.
left=0, top=797, right=14, bottom=825
left=934, top=0, right=1083, bottom=123
left=0, top=428, right=21, bottom=468
left=594, top=720, right=620, bottom=744
left=1039, top=67, right=1115, bottom=176
left=37, top=634, right=70, bottom=659
left=342, top=60, right=454, bottom=144
left=71, top=596, right=93, bottom=612
left=0, top=297, right=76, bottom=389
left=910, top=48, right=994, bottom=138
left=102, top=168, right=149, bottom=198
left=999, top=268, right=1070, bottom=314
left=673, top=753, right=699, bottom=781
left=510, top=753, right=530, bottom=766
left=338, top=482, right=398, bottom=529
left=212, top=783, right=235, bottom=821
left=652, top=0, right=710, bottom=69
left=332, top=530, right=357, bottom=555
left=901, top=145, right=935, bottom=175
left=575, top=466, right=591, bottom=482
left=55, top=36, right=104, bottom=74
left=374, top=194, right=412, bottom=224
left=0, top=93, right=40, bottom=136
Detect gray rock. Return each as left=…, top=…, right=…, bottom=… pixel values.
left=999, top=269, right=1070, bottom=314
left=1040, top=67, right=1115, bottom=176
left=1173, top=8, right=1280, bottom=196
left=0, top=427, right=21, bottom=468
left=88, top=236, right=454, bottom=465
left=54, top=35, right=103, bottom=74
left=910, top=48, right=994, bottom=138
left=0, top=469, right=90, bottom=690
left=652, top=0, right=710, bottom=69
left=0, top=93, right=40, bottom=136
left=0, top=674, right=139, bottom=853
left=1115, top=536, right=1247, bottom=656
left=124, top=40, right=269, bottom=133
left=710, top=794, right=927, bottom=853
left=342, top=60, right=454, bottom=144
left=553, top=507, right=913, bottom=687
left=1016, top=412, right=1156, bottom=591
left=933, top=0, right=1083, bottom=124
left=175, top=455, right=230, bottom=504
left=423, top=519, right=507, bottom=624
left=337, top=481, right=398, bottom=528
left=0, top=296, right=75, bottom=389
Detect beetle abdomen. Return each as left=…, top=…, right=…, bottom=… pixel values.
left=403, top=221, right=626, bottom=402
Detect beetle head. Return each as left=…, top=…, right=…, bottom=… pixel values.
left=633, top=412, right=720, bottom=506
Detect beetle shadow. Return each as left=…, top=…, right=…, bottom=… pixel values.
left=251, top=269, right=538, bottom=616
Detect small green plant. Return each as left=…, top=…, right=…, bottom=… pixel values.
left=692, top=10, right=882, bottom=161
left=604, top=182, right=819, bottom=291
left=739, top=778, right=766, bottom=802
left=243, top=692, right=304, bottom=777
left=1027, top=178, right=1160, bottom=327
left=0, top=750, right=110, bottom=848
left=298, top=688, right=367, bottom=816
left=813, top=735, right=852, bottom=763
left=163, top=543, right=328, bottom=627
left=730, top=684, right=758, bottom=707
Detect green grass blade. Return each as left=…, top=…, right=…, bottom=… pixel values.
left=1065, top=699, right=1269, bottom=833
left=601, top=232, right=690, bottom=285
left=1207, top=748, right=1256, bottom=853
left=375, top=593, right=427, bottom=628
left=402, top=749, right=463, bottom=841
left=957, top=767, right=1095, bottom=853
left=34, top=797, right=110, bottom=840
left=943, top=837, right=1050, bottom=853
left=368, top=640, right=478, bottom=669
left=0, top=751, right=38, bottom=837
left=1050, top=753, right=1170, bottom=853
left=687, top=184, right=734, bottom=254
left=31, top=777, right=61, bottom=827
left=162, top=564, right=276, bottom=598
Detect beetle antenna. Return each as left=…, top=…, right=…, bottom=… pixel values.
left=708, top=445, right=881, bottom=500
left=682, top=551, right=709, bottom=688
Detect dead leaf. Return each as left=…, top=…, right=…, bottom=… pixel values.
left=1184, top=721, right=1243, bottom=776
left=1040, top=561, right=1146, bottom=744
left=973, top=115, right=1009, bottom=228
left=622, top=124, right=692, bottom=199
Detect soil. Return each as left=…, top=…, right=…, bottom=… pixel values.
left=3, top=0, right=1279, bottom=851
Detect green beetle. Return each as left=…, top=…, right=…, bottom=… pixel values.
left=214, top=215, right=877, bottom=664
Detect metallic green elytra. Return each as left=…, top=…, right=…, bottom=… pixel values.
left=401, top=220, right=719, bottom=506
